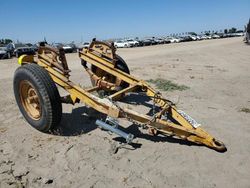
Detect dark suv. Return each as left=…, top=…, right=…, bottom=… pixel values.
left=7, top=43, right=36, bottom=57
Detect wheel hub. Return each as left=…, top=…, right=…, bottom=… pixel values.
left=19, top=80, right=41, bottom=120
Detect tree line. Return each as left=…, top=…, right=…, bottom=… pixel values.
left=0, top=39, right=13, bottom=45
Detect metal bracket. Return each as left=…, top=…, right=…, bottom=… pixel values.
left=96, top=118, right=134, bottom=143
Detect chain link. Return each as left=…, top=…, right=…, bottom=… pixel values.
left=108, top=92, right=161, bottom=128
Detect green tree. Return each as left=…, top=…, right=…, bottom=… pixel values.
left=0, top=38, right=12, bottom=44
left=189, top=32, right=197, bottom=36
left=229, top=27, right=237, bottom=33
left=5, top=39, right=12, bottom=44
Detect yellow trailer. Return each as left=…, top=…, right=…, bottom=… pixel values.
left=14, top=39, right=226, bottom=152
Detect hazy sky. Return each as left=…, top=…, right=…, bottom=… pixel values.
left=0, top=0, right=249, bottom=43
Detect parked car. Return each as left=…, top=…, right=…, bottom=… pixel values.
left=125, top=39, right=139, bottom=47
left=189, top=35, right=197, bottom=41
left=234, top=32, right=244, bottom=37
left=199, top=35, right=208, bottom=40
left=82, top=42, right=90, bottom=48
left=195, top=35, right=201, bottom=40
left=136, top=39, right=144, bottom=46
left=206, top=35, right=212, bottom=39
left=138, top=39, right=152, bottom=46
left=61, top=44, right=74, bottom=53
left=166, top=37, right=180, bottom=43
left=0, top=46, right=12, bottom=59
left=30, top=43, right=39, bottom=52
left=153, top=37, right=165, bottom=44
left=52, top=43, right=74, bottom=53
left=114, top=40, right=131, bottom=48
left=33, top=44, right=39, bottom=51
left=216, top=33, right=225, bottom=38
left=149, top=38, right=158, bottom=45
left=7, top=43, right=36, bottom=58
left=75, top=42, right=90, bottom=51
left=141, top=38, right=158, bottom=45
left=136, top=39, right=146, bottom=46
left=163, top=37, right=171, bottom=44
left=179, top=36, right=193, bottom=42
left=212, top=34, right=220, bottom=39
left=68, top=43, right=77, bottom=52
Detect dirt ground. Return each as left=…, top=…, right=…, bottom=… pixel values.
left=0, top=37, right=250, bottom=188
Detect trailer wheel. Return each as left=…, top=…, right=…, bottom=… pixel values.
left=91, top=55, right=130, bottom=96
left=13, top=63, right=62, bottom=132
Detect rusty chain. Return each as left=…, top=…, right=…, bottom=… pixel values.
left=107, top=92, right=163, bottom=129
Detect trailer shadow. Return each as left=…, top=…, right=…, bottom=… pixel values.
left=120, top=93, right=153, bottom=108
left=48, top=93, right=157, bottom=137
left=49, top=106, right=106, bottom=136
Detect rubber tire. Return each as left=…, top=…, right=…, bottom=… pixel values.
left=91, top=55, right=130, bottom=96
left=13, top=63, right=62, bottom=132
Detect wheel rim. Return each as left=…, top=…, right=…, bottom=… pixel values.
left=19, top=80, right=41, bottom=120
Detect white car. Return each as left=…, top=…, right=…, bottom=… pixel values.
left=212, top=34, right=220, bottom=39
left=195, top=35, right=201, bottom=40
left=167, top=37, right=180, bottom=43
left=234, top=32, right=244, bottom=37
left=125, top=39, right=139, bottom=47
left=114, top=40, right=131, bottom=48
left=75, top=42, right=90, bottom=51
left=206, top=35, right=212, bottom=39
left=200, top=35, right=208, bottom=40
left=82, top=42, right=90, bottom=48
left=53, top=43, right=74, bottom=53
left=189, top=35, right=197, bottom=40
left=62, top=44, right=74, bottom=52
